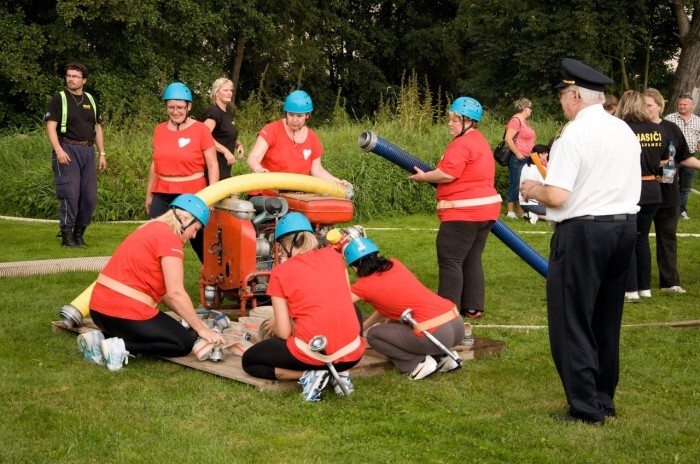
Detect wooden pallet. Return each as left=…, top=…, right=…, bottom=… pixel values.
left=52, top=319, right=506, bottom=392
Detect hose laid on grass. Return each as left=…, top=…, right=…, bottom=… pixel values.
left=0, top=257, right=110, bottom=278
left=358, top=130, right=549, bottom=277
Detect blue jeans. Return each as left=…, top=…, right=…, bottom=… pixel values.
left=678, top=166, right=695, bottom=213
left=507, top=155, right=527, bottom=203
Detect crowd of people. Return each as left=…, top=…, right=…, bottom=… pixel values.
left=53, top=59, right=698, bottom=415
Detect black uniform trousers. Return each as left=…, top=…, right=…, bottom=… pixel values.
left=52, top=144, right=97, bottom=229
left=547, top=218, right=636, bottom=422
left=653, top=206, right=681, bottom=288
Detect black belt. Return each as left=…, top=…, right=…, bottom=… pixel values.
left=60, top=138, right=94, bottom=147
left=561, top=214, right=637, bottom=225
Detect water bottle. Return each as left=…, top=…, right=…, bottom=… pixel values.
left=661, top=141, right=676, bottom=184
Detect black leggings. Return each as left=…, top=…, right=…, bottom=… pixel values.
left=90, top=309, right=196, bottom=357
left=242, top=304, right=364, bottom=380
left=241, top=337, right=361, bottom=380
left=150, top=192, right=204, bottom=263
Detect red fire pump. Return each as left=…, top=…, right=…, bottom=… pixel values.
left=199, top=192, right=353, bottom=315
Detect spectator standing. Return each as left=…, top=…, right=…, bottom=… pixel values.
left=518, top=144, right=549, bottom=224
left=201, top=78, right=244, bottom=181
left=645, top=88, right=700, bottom=293
left=45, top=62, right=106, bottom=248
left=520, top=58, right=641, bottom=425
left=603, top=94, right=618, bottom=115
left=615, top=90, right=665, bottom=301
left=504, top=98, right=536, bottom=219
left=664, top=92, right=700, bottom=220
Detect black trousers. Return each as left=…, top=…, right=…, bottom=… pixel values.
left=90, top=309, right=196, bottom=357
left=653, top=206, right=681, bottom=288
left=547, top=219, right=636, bottom=422
left=436, top=220, right=495, bottom=315
left=52, top=144, right=97, bottom=228
left=625, top=203, right=660, bottom=292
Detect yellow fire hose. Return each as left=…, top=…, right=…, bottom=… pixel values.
left=59, top=173, right=350, bottom=327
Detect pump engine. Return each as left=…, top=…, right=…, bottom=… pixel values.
left=199, top=192, right=353, bottom=315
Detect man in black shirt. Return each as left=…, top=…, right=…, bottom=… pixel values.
left=45, top=62, right=106, bottom=247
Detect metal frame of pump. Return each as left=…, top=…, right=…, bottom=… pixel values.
left=199, top=192, right=354, bottom=316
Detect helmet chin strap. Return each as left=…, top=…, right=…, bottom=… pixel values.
left=280, top=232, right=300, bottom=258
left=173, top=210, right=196, bottom=233
left=458, top=117, right=473, bottom=137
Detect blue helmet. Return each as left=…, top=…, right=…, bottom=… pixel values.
left=170, top=194, right=209, bottom=226
left=343, top=237, right=380, bottom=266
left=283, top=90, right=313, bottom=113
left=450, top=97, right=483, bottom=122
left=275, top=212, right=313, bottom=241
left=163, top=82, right=193, bottom=102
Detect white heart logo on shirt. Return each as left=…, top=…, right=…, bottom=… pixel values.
left=303, top=149, right=312, bottom=160
left=178, top=137, right=191, bottom=148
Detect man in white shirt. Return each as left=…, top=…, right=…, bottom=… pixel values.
left=520, top=58, right=641, bottom=425
left=664, top=93, right=700, bottom=219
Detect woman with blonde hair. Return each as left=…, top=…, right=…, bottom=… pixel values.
left=78, top=194, right=225, bottom=372
left=504, top=98, right=536, bottom=219
left=616, top=90, right=665, bottom=300
left=644, top=88, right=700, bottom=293
left=241, top=212, right=365, bottom=401
left=201, top=77, right=244, bottom=180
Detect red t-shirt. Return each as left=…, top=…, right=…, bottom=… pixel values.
left=351, top=258, right=455, bottom=335
left=90, top=221, right=184, bottom=320
left=258, top=119, right=323, bottom=174
left=436, top=130, right=501, bottom=222
left=267, top=247, right=365, bottom=365
left=151, top=121, right=215, bottom=194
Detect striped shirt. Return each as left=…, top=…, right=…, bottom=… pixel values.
left=664, top=112, right=700, bottom=154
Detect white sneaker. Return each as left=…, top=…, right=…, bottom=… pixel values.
left=625, top=291, right=640, bottom=301
left=436, top=352, right=462, bottom=373
left=77, top=331, right=105, bottom=365
left=639, top=289, right=652, bottom=298
left=680, top=211, right=690, bottom=220
left=506, top=212, right=518, bottom=220
left=409, top=355, right=438, bottom=380
left=529, top=213, right=539, bottom=224
left=100, top=337, right=130, bottom=372
left=661, top=286, right=687, bottom=294
left=299, top=370, right=330, bottom=402
left=331, top=371, right=355, bottom=396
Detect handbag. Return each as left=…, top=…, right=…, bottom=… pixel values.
left=493, top=117, right=521, bottom=167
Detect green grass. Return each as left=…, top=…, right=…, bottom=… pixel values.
left=0, top=205, right=699, bottom=463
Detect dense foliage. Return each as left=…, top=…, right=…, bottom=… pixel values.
left=1, top=1, right=698, bottom=132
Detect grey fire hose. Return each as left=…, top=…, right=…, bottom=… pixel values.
left=0, top=257, right=110, bottom=278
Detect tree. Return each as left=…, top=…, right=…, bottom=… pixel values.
left=668, top=0, right=700, bottom=114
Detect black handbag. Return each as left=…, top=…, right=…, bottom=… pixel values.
left=493, top=138, right=512, bottom=167
left=492, top=117, right=520, bottom=167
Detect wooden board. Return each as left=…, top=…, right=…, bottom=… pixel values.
left=53, top=319, right=506, bottom=391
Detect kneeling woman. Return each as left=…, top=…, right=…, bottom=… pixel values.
left=345, top=237, right=465, bottom=380
left=80, top=194, right=225, bottom=371
left=241, top=212, right=365, bottom=401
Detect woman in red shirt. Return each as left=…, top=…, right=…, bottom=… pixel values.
left=409, top=97, right=500, bottom=319
left=345, top=237, right=465, bottom=380
left=79, top=194, right=225, bottom=372
left=146, top=82, right=219, bottom=262
left=246, top=90, right=350, bottom=188
left=241, top=212, right=365, bottom=401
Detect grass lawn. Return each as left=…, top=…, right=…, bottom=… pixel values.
left=0, top=205, right=698, bottom=463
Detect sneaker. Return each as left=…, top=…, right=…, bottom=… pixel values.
left=331, top=371, right=355, bottom=396
left=299, top=370, right=330, bottom=402
left=521, top=213, right=529, bottom=220
left=410, top=355, right=438, bottom=380
left=624, top=291, right=639, bottom=301
left=465, top=309, right=483, bottom=319
left=462, top=323, right=474, bottom=346
left=680, top=211, right=690, bottom=220
left=436, top=352, right=462, bottom=372
left=77, top=331, right=105, bottom=365
left=529, top=213, right=539, bottom=225
left=661, top=286, right=686, bottom=294
left=100, top=337, right=130, bottom=372
left=639, top=289, right=652, bottom=298
left=506, top=211, right=518, bottom=220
